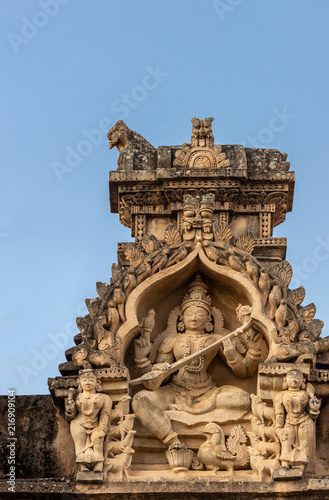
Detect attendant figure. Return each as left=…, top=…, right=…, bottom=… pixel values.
left=274, top=369, right=321, bottom=473
left=65, top=369, right=112, bottom=473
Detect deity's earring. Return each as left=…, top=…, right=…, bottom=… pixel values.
left=282, top=378, right=288, bottom=390
left=177, top=316, right=185, bottom=332
left=205, top=320, right=214, bottom=333
left=302, top=379, right=306, bottom=390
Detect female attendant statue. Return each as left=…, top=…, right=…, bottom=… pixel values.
left=274, top=369, right=321, bottom=473
left=65, top=369, right=112, bottom=475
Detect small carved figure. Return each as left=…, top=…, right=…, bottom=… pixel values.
left=182, top=194, right=215, bottom=243
left=167, top=241, right=192, bottom=267
left=248, top=446, right=280, bottom=482
left=190, top=117, right=214, bottom=148
left=249, top=415, right=279, bottom=442
left=104, top=430, right=136, bottom=481
left=258, top=268, right=271, bottom=304
left=250, top=394, right=275, bottom=426
left=198, top=423, right=249, bottom=474
left=71, top=344, right=120, bottom=370
left=65, top=370, right=112, bottom=478
left=267, top=281, right=282, bottom=320
left=113, top=285, right=126, bottom=324
left=243, top=255, right=259, bottom=283
left=122, top=268, right=137, bottom=298
left=203, top=241, right=227, bottom=265
left=226, top=248, right=245, bottom=273
left=247, top=431, right=280, bottom=459
left=273, top=369, right=321, bottom=475
left=274, top=299, right=288, bottom=331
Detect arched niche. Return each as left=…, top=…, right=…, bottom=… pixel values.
left=118, top=246, right=275, bottom=387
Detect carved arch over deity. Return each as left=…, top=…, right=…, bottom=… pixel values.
left=117, top=245, right=276, bottom=360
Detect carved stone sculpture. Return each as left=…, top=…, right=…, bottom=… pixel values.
left=47, top=118, right=329, bottom=490
left=65, top=369, right=112, bottom=482
left=273, top=369, right=321, bottom=478
left=198, top=423, right=249, bottom=474
left=132, top=275, right=261, bottom=468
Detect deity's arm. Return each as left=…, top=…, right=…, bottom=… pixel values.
left=306, top=383, right=321, bottom=419
left=218, top=342, right=249, bottom=378
left=135, top=332, right=175, bottom=376
left=98, top=395, right=113, bottom=432
left=273, top=391, right=285, bottom=430
left=134, top=310, right=156, bottom=373
left=242, top=345, right=262, bottom=376
left=64, top=389, right=78, bottom=421
left=218, top=329, right=261, bottom=378
left=154, top=336, right=175, bottom=366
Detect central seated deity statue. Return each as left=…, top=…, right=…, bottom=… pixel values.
left=132, top=275, right=262, bottom=448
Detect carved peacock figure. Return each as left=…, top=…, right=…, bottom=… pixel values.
left=198, top=423, right=249, bottom=474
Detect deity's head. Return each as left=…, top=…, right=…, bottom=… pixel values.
left=179, top=275, right=213, bottom=333
left=285, top=369, right=305, bottom=391
left=78, top=369, right=100, bottom=393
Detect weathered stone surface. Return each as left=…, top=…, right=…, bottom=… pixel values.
left=0, top=395, right=74, bottom=481
left=1, top=476, right=329, bottom=499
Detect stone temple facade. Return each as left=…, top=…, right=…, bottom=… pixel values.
left=2, top=118, right=329, bottom=499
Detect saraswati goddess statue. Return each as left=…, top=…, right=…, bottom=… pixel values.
left=132, top=275, right=263, bottom=450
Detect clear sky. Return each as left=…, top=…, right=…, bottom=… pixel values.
left=1, top=0, right=329, bottom=395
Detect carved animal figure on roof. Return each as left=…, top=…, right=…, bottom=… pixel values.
left=107, top=120, right=156, bottom=170
left=190, top=117, right=214, bottom=148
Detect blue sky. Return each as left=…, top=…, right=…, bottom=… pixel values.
left=1, top=0, right=329, bottom=395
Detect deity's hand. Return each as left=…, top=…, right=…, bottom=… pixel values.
left=245, top=329, right=263, bottom=354
left=64, top=388, right=76, bottom=419
left=222, top=337, right=238, bottom=362
left=309, top=396, right=321, bottom=415
left=276, top=428, right=288, bottom=441
left=134, top=336, right=152, bottom=359
left=152, top=361, right=171, bottom=372
left=91, top=426, right=107, bottom=442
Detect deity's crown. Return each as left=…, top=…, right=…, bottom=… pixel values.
left=181, top=275, right=212, bottom=313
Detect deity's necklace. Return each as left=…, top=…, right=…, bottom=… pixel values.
left=184, top=335, right=208, bottom=373
left=81, top=393, right=96, bottom=416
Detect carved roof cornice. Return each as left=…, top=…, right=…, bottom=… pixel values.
left=108, top=120, right=294, bottom=233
